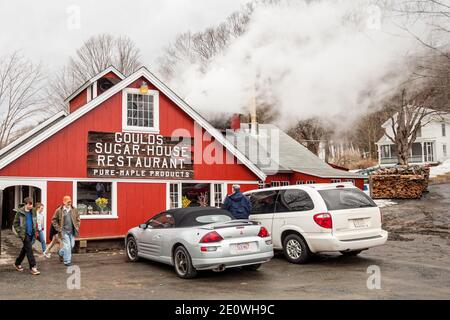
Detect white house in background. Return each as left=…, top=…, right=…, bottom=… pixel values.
left=376, top=111, right=450, bottom=166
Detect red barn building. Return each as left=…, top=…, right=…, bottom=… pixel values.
left=0, top=66, right=363, bottom=244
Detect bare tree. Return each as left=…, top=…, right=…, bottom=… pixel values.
left=382, top=87, right=446, bottom=165
left=49, top=33, right=141, bottom=112
left=287, top=117, right=332, bottom=156
left=385, top=0, right=450, bottom=59
left=0, top=52, right=46, bottom=148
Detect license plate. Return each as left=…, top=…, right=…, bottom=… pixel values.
left=352, top=218, right=368, bottom=228
left=230, top=242, right=257, bottom=254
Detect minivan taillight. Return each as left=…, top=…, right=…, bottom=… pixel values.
left=258, top=227, right=270, bottom=238
left=313, top=213, right=332, bottom=229
left=200, top=231, right=223, bottom=243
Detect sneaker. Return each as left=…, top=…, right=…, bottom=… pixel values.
left=64, top=262, right=72, bottom=267
left=43, top=252, right=51, bottom=258
left=30, top=267, right=41, bottom=275
left=14, top=264, right=24, bottom=272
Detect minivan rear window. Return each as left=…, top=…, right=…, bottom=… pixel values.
left=318, top=188, right=376, bottom=211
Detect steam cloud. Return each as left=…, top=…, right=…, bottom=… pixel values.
left=164, top=0, right=429, bottom=129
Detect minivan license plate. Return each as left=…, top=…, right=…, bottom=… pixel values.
left=352, top=218, right=368, bottom=228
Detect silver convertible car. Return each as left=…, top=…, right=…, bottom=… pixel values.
left=125, top=207, right=274, bottom=278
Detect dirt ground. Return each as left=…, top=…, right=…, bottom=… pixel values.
left=0, top=183, right=449, bottom=300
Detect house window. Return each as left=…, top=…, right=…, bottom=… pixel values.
left=443, top=144, right=447, bottom=157
left=212, top=183, right=225, bottom=207
left=271, top=181, right=281, bottom=187
left=331, top=179, right=341, bottom=183
left=306, top=181, right=315, bottom=184
left=280, top=181, right=290, bottom=186
left=442, top=123, right=446, bottom=137
left=75, top=181, right=116, bottom=218
left=296, top=181, right=305, bottom=185
left=380, top=145, right=391, bottom=158
left=416, top=126, right=422, bottom=138
left=169, top=183, right=180, bottom=209
left=344, top=179, right=355, bottom=185
left=122, top=88, right=159, bottom=132
left=258, top=181, right=265, bottom=189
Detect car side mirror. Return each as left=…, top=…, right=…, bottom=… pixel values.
left=139, top=223, right=148, bottom=229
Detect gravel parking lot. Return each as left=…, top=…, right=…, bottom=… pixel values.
left=1, top=183, right=449, bottom=300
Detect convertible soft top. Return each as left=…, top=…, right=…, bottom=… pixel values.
left=165, top=207, right=235, bottom=228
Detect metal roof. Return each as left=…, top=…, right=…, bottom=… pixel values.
left=227, top=123, right=364, bottom=179
left=0, top=112, right=67, bottom=162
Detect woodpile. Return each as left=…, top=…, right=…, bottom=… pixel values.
left=370, top=165, right=430, bottom=199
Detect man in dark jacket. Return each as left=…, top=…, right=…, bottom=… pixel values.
left=13, top=197, right=40, bottom=275
left=221, top=185, right=252, bottom=219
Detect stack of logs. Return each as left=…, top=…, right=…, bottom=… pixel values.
left=370, top=165, right=430, bottom=199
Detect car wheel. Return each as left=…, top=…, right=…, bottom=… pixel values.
left=340, top=250, right=362, bottom=256
left=173, top=246, right=197, bottom=279
left=283, top=234, right=310, bottom=264
left=126, top=236, right=140, bottom=262
left=242, top=264, right=262, bottom=271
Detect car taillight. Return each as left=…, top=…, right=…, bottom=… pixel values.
left=200, top=231, right=223, bottom=243
left=313, top=213, right=332, bottom=229
left=258, top=226, right=270, bottom=238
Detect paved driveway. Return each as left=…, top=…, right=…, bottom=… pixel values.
left=1, top=183, right=449, bottom=299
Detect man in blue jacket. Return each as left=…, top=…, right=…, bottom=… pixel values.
left=222, top=185, right=252, bottom=219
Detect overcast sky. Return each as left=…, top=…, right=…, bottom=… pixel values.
left=0, top=0, right=249, bottom=72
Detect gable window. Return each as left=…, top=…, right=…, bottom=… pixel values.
left=122, top=88, right=159, bottom=132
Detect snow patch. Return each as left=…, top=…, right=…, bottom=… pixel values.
left=429, top=159, right=450, bottom=178
left=374, top=199, right=398, bottom=208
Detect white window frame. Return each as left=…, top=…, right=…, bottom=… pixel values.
left=167, top=182, right=182, bottom=209
left=210, top=183, right=226, bottom=207
left=270, top=181, right=281, bottom=187
left=122, top=88, right=160, bottom=133
left=296, top=181, right=305, bottom=185
left=73, top=180, right=118, bottom=220
left=258, top=181, right=265, bottom=189
left=280, top=181, right=290, bottom=186
left=331, top=179, right=341, bottom=183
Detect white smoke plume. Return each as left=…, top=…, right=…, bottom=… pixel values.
left=162, top=0, right=431, bottom=129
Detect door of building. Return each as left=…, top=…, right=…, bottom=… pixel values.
left=424, top=142, right=434, bottom=162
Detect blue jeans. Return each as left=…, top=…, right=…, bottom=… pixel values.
left=38, top=230, right=47, bottom=252
left=59, top=231, right=75, bottom=264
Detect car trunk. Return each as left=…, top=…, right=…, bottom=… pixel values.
left=206, top=221, right=262, bottom=239
left=200, top=221, right=266, bottom=256
left=318, top=188, right=382, bottom=241
left=329, top=207, right=382, bottom=241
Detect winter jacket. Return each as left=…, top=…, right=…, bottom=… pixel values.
left=221, top=192, right=252, bottom=219
left=52, top=205, right=80, bottom=237
left=13, top=206, right=37, bottom=241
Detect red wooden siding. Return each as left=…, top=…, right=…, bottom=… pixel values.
left=69, top=89, right=88, bottom=113
left=78, top=183, right=166, bottom=238
left=0, top=76, right=259, bottom=182
left=46, top=181, right=72, bottom=239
